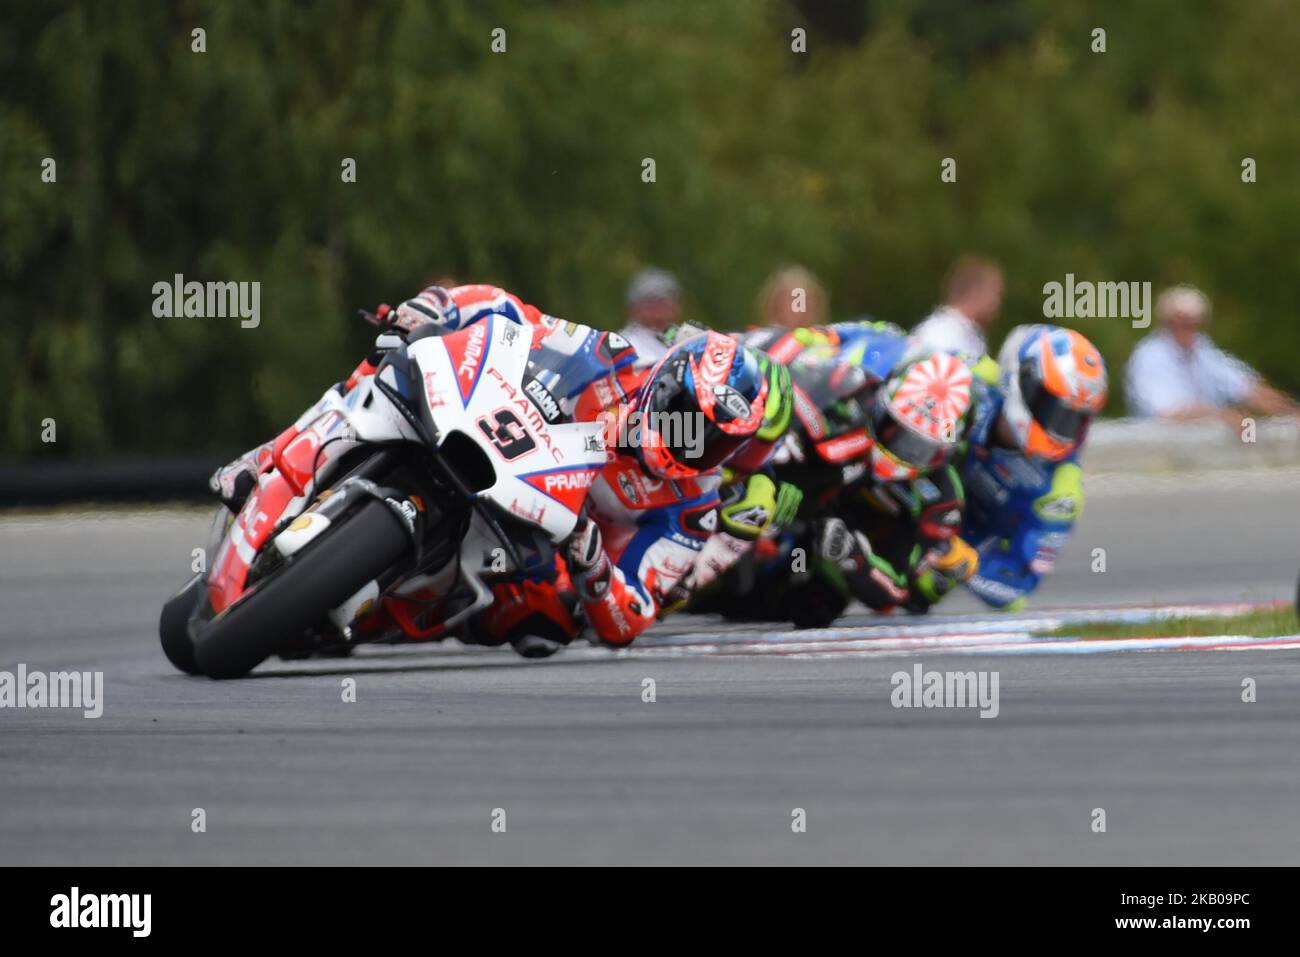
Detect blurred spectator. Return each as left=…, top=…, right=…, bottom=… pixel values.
left=621, top=267, right=681, bottom=369
left=757, top=265, right=828, bottom=330
left=910, top=256, right=1004, bottom=358
left=1126, top=286, right=1300, bottom=423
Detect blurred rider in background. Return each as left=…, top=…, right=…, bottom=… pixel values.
left=940, top=324, right=1108, bottom=611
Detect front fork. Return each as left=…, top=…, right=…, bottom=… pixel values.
left=271, top=473, right=493, bottom=643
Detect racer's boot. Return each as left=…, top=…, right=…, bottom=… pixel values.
left=787, top=516, right=855, bottom=628
left=470, top=578, right=580, bottom=659
left=208, top=438, right=277, bottom=513
left=808, top=515, right=916, bottom=617
left=209, top=339, right=399, bottom=513
left=207, top=377, right=363, bottom=513
left=565, top=517, right=657, bottom=647
left=689, top=537, right=792, bottom=621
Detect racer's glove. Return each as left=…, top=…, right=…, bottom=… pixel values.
left=566, top=517, right=611, bottom=599
left=718, top=475, right=775, bottom=542
left=907, top=536, right=980, bottom=613
left=659, top=578, right=693, bottom=619
left=772, top=480, right=803, bottom=530
left=390, top=286, right=460, bottom=336
left=718, top=474, right=801, bottom=543
left=389, top=301, right=433, bottom=335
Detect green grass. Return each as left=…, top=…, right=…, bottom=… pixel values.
left=1038, top=605, right=1299, bottom=641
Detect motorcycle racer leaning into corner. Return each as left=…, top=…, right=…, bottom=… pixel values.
left=209, top=283, right=772, bottom=657
left=683, top=321, right=980, bottom=627
left=653, top=326, right=803, bottom=615
left=936, top=323, right=1109, bottom=612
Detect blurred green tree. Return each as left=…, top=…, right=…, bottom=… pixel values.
left=2, top=0, right=1298, bottom=459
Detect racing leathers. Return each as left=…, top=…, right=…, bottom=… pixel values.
left=954, top=366, right=1085, bottom=610
left=407, top=288, right=724, bottom=649
left=209, top=284, right=551, bottom=510
left=652, top=326, right=802, bottom=612
left=572, top=422, right=724, bottom=644
left=211, top=283, right=712, bottom=651
left=691, top=324, right=976, bottom=626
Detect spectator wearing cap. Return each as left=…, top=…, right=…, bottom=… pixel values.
left=1125, top=286, right=1300, bottom=423
left=757, top=265, right=828, bottom=330
left=910, top=256, right=1004, bottom=358
left=620, top=268, right=681, bottom=369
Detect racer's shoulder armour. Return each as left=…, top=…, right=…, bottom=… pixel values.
left=962, top=407, right=1083, bottom=533
left=830, top=325, right=911, bottom=382
left=1031, top=461, right=1084, bottom=523
left=971, top=354, right=1000, bottom=386
left=526, top=320, right=638, bottom=424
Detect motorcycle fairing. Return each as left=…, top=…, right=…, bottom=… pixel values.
left=205, top=376, right=415, bottom=614
left=411, top=319, right=609, bottom=543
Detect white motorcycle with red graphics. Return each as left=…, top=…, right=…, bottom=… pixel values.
left=159, top=315, right=618, bottom=678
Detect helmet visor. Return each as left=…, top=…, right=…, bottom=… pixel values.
left=641, top=354, right=752, bottom=473
left=1020, top=364, right=1090, bottom=444
left=869, top=399, right=952, bottom=470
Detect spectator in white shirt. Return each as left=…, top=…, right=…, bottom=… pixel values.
left=910, top=256, right=1004, bottom=359
left=620, top=268, right=681, bottom=369
left=1125, top=286, right=1300, bottom=423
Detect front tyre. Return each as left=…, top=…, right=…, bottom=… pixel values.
left=160, top=575, right=204, bottom=675
left=192, top=500, right=411, bottom=679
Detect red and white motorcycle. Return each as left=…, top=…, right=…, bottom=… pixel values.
left=159, top=315, right=619, bottom=678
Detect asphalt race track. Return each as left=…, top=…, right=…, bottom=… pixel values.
left=2, top=468, right=1299, bottom=865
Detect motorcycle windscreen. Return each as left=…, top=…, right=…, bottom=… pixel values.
left=789, top=355, right=871, bottom=412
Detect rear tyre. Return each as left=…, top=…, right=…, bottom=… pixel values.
left=510, top=633, right=564, bottom=659
left=159, top=575, right=204, bottom=675
left=193, top=500, right=411, bottom=679
left=788, top=576, right=849, bottom=629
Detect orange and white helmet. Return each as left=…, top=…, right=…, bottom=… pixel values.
left=998, top=324, right=1107, bottom=461
left=867, top=352, right=974, bottom=482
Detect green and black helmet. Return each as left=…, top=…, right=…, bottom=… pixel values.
left=727, top=352, right=794, bottom=472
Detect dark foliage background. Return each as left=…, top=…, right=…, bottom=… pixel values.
left=3, top=0, right=1297, bottom=459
